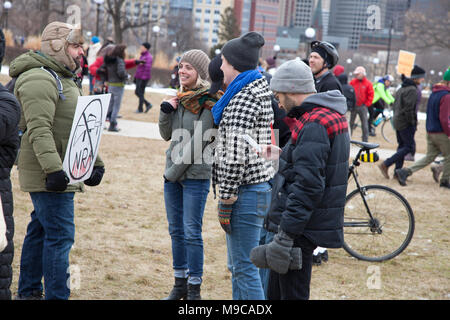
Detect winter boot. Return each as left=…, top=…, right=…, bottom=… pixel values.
left=186, top=283, right=201, bottom=300
left=394, top=168, right=411, bottom=186
left=431, top=165, right=443, bottom=183
left=163, top=277, right=188, bottom=300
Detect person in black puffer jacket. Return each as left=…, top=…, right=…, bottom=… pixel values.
left=0, top=81, right=21, bottom=300
left=250, top=58, right=350, bottom=300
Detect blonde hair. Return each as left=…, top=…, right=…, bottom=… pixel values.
left=179, top=74, right=210, bottom=92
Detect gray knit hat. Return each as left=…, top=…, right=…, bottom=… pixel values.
left=179, top=49, right=211, bottom=81
left=270, top=58, right=317, bottom=94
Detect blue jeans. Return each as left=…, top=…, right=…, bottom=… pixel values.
left=18, top=192, right=75, bottom=300
left=108, top=85, right=125, bottom=126
left=164, top=179, right=210, bottom=283
left=259, top=228, right=274, bottom=299
left=226, top=182, right=272, bottom=300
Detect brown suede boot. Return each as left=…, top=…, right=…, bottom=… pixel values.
left=378, top=162, right=390, bottom=179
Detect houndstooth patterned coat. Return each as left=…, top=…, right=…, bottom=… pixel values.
left=212, top=78, right=275, bottom=200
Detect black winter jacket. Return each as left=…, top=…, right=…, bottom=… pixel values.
left=337, top=74, right=356, bottom=111
left=265, top=90, right=350, bottom=248
left=314, top=71, right=343, bottom=94
left=393, top=78, right=418, bottom=131
left=0, top=83, right=21, bottom=300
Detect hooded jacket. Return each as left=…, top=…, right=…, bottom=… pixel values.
left=265, top=90, right=350, bottom=248
left=426, top=84, right=450, bottom=137
left=337, top=73, right=356, bottom=111
left=350, top=77, right=374, bottom=107
left=9, top=50, right=104, bottom=192
left=392, top=78, right=418, bottom=131
left=0, top=83, right=21, bottom=300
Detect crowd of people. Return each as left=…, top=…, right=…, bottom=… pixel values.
left=0, top=20, right=448, bottom=301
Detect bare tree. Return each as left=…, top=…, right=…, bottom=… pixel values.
left=166, top=9, right=206, bottom=54
left=404, top=0, right=450, bottom=51
left=104, top=0, right=165, bottom=44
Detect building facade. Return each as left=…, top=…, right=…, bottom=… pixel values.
left=328, top=0, right=388, bottom=50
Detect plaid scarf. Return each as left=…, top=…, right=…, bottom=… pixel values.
left=177, top=86, right=222, bottom=114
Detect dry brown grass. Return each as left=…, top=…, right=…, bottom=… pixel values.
left=2, top=74, right=449, bottom=300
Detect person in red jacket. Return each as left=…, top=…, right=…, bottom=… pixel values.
left=349, top=66, right=374, bottom=142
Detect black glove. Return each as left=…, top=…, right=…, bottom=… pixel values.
left=250, top=229, right=302, bottom=274
left=84, top=166, right=105, bottom=186
left=161, top=101, right=176, bottom=114
left=218, top=201, right=233, bottom=234
left=45, top=170, right=69, bottom=192
left=135, top=59, right=145, bottom=65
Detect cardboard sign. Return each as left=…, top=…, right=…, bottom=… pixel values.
left=396, top=50, right=416, bottom=77
left=63, top=94, right=111, bottom=185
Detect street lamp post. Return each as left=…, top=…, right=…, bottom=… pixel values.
left=273, top=44, right=280, bottom=59
left=385, top=18, right=394, bottom=75
left=304, top=27, right=316, bottom=59
left=373, top=57, right=380, bottom=80
left=94, top=0, right=104, bottom=36
left=152, top=25, right=160, bottom=57
left=3, top=1, right=12, bottom=30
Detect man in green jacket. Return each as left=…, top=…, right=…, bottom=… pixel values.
left=368, top=75, right=395, bottom=136
left=10, top=22, right=105, bottom=300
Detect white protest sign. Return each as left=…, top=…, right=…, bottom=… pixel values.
left=63, top=94, right=111, bottom=185
left=0, top=195, right=7, bottom=252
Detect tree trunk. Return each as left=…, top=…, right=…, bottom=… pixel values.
left=40, top=0, right=51, bottom=33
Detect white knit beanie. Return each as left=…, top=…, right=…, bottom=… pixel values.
left=270, top=58, right=317, bottom=94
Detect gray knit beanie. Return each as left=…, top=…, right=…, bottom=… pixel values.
left=179, top=49, right=211, bottom=81
left=270, top=58, right=317, bottom=94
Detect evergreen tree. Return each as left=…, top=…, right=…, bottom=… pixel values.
left=217, top=7, right=240, bottom=44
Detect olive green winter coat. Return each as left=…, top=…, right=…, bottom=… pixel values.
left=9, top=50, right=104, bottom=192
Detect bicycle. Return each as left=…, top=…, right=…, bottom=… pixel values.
left=349, top=107, right=395, bottom=144
left=371, top=106, right=395, bottom=144
left=343, top=140, right=415, bottom=262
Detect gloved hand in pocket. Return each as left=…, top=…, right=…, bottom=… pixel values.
left=250, top=229, right=302, bottom=274
left=45, top=170, right=69, bottom=192
left=218, top=201, right=233, bottom=234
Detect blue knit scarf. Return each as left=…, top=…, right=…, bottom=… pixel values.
left=212, top=69, right=262, bottom=125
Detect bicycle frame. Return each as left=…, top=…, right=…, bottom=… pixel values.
left=346, top=148, right=377, bottom=226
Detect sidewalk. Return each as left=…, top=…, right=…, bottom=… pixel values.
left=105, top=118, right=426, bottom=160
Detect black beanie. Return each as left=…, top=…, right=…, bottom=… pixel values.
left=221, top=32, right=265, bottom=72
left=410, top=65, right=426, bottom=79
left=142, top=42, right=151, bottom=50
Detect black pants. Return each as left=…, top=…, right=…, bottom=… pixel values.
left=267, top=236, right=316, bottom=300
left=368, top=99, right=385, bottom=132
left=384, top=125, right=416, bottom=169
left=135, top=79, right=149, bottom=112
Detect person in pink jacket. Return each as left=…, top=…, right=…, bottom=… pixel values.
left=349, top=66, right=374, bottom=142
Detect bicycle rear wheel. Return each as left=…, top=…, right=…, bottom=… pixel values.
left=343, top=185, right=414, bottom=262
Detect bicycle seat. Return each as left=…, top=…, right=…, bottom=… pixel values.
left=350, top=140, right=379, bottom=150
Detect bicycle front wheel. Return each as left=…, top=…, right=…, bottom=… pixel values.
left=381, top=116, right=395, bottom=144
left=343, top=185, right=415, bottom=262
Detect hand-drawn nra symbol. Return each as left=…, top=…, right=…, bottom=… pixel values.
left=68, top=99, right=103, bottom=180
